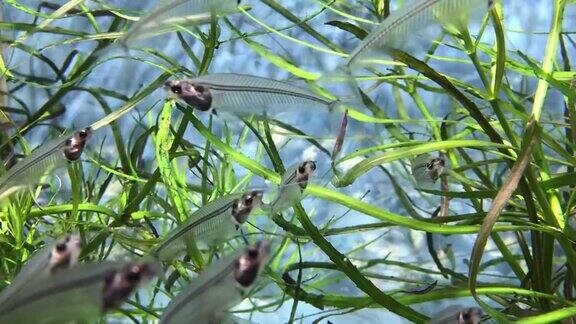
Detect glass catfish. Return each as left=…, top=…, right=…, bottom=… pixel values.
left=346, top=0, right=494, bottom=68
left=411, top=154, right=446, bottom=186
left=0, top=127, right=92, bottom=200
left=430, top=306, right=482, bottom=324
left=263, top=161, right=317, bottom=214
left=152, top=190, right=263, bottom=260
left=164, top=73, right=343, bottom=117
left=159, top=241, right=271, bottom=324
left=0, top=260, right=159, bottom=323
left=0, top=234, right=81, bottom=306
left=118, top=0, right=240, bottom=49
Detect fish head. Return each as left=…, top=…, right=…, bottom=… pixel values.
left=425, top=158, right=445, bottom=182
left=231, top=190, right=263, bottom=224
left=102, top=261, right=159, bottom=311
left=457, top=307, right=482, bottom=324
left=49, top=234, right=81, bottom=273
left=64, top=127, right=92, bottom=161
left=233, top=241, right=271, bottom=288
left=164, top=80, right=212, bottom=111
left=295, top=160, right=316, bottom=190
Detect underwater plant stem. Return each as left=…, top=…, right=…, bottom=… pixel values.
left=529, top=2, right=571, bottom=292
left=260, top=0, right=342, bottom=52
left=461, top=27, right=518, bottom=147
left=292, top=204, right=429, bottom=323
left=531, top=0, right=566, bottom=122
left=156, top=101, right=204, bottom=268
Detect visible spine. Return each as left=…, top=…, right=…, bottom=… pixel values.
left=0, top=140, right=66, bottom=196
left=202, top=83, right=333, bottom=106
left=160, top=259, right=237, bottom=323
left=347, top=0, right=441, bottom=65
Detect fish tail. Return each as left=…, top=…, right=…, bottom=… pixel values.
left=339, top=64, right=364, bottom=105
left=320, top=64, right=365, bottom=113
left=91, top=43, right=129, bottom=62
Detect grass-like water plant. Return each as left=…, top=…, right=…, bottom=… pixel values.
left=1, top=0, right=575, bottom=323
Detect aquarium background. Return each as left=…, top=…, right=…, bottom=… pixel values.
left=2, top=0, right=576, bottom=323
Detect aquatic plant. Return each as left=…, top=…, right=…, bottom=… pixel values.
left=0, top=0, right=575, bottom=323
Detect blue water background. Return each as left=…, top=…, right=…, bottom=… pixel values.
left=3, top=0, right=576, bottom=323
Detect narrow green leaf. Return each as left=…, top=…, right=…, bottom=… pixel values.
left=155, top=101, right=204, bottom=267
left=468, top=120, right=539, bottom=319
left=325, top=21, right=367, bottom=40
left=335, top=140, right=509, bottom=187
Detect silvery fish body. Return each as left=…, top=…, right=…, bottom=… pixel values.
left=430, top=306, right=482, bottom=324
left=0, top=234, right=81, bottom=306
left=0, top=127, right=91, bottom=200
left=160, top=241, right=270, bottom=324
left=411, top=154, right=445, bottom=185
left=346, top=0, right=494, bottom=67
left=164, top=73, right=338, bottom=116
left=0, top=260, right=158, bottom=323
left=118, top=0, right=240, bottom=48
left=264, top=161, right=316, bottom=214
left=153, top=191, right=263, bottom=260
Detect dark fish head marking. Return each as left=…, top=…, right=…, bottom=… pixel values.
left=296, top=160, right=316, bottom=190
left=63, top=127, right=92, bottom=161
left=233, top=241, right=271, bottom=288
left=425, top=158, right=445, bottom=182
left=457, top=307, right=482, bottom=324
left=165, top=80, right=212, bottom=111
left=231, top=190, right=263, bottom=224
left=102, top=261, right=159, bottom=311
left=49, top=234, right=81, bottom=273
left=55, top=242, right=67, bottom=252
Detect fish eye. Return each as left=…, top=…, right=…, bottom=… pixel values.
left=55, top=242, right=67, bottom=252
left=78, top=130, right=87, bottom=139
left=126, top=267, right=141, bottom=283
left=426, top=162, right=434, bottom=170
left=65, top=138, right=73, bottom=146
left=244, top=194, right=253, bottom=205
left=170, top=84, right=182, bottom=94
left=194, top=85, right=206, bottom=92
left=247, top=248, right=258, bottom=259
left=298, top=165, right=306, bottom=173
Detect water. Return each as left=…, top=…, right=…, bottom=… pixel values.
left=2, top=0, right=574, bottom=323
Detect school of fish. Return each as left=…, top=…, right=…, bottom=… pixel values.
left=0, top=0, right=495, bottom=323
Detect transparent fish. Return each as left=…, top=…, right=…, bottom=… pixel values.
left=430, top=306, right=482, bottom=324
left=346, top=0, right=494, bottom=67
left=411, top=154, right=445, bottom=186
left=0, top=234, right=81, bottom=306
left=101, top=260, right=160, bottom=310
left=0, top=127, right=92, bottom=200
left=0, top=260, right=159, bottom=323
left=164, top=73, right=341, bottom=117
left=118, top=0, right=240, bottom=49
left=263, top=161, right=316, bottom=214
left=159, top=241, right=271, bottom=324
left=153, top=191, right=263, bottom=260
